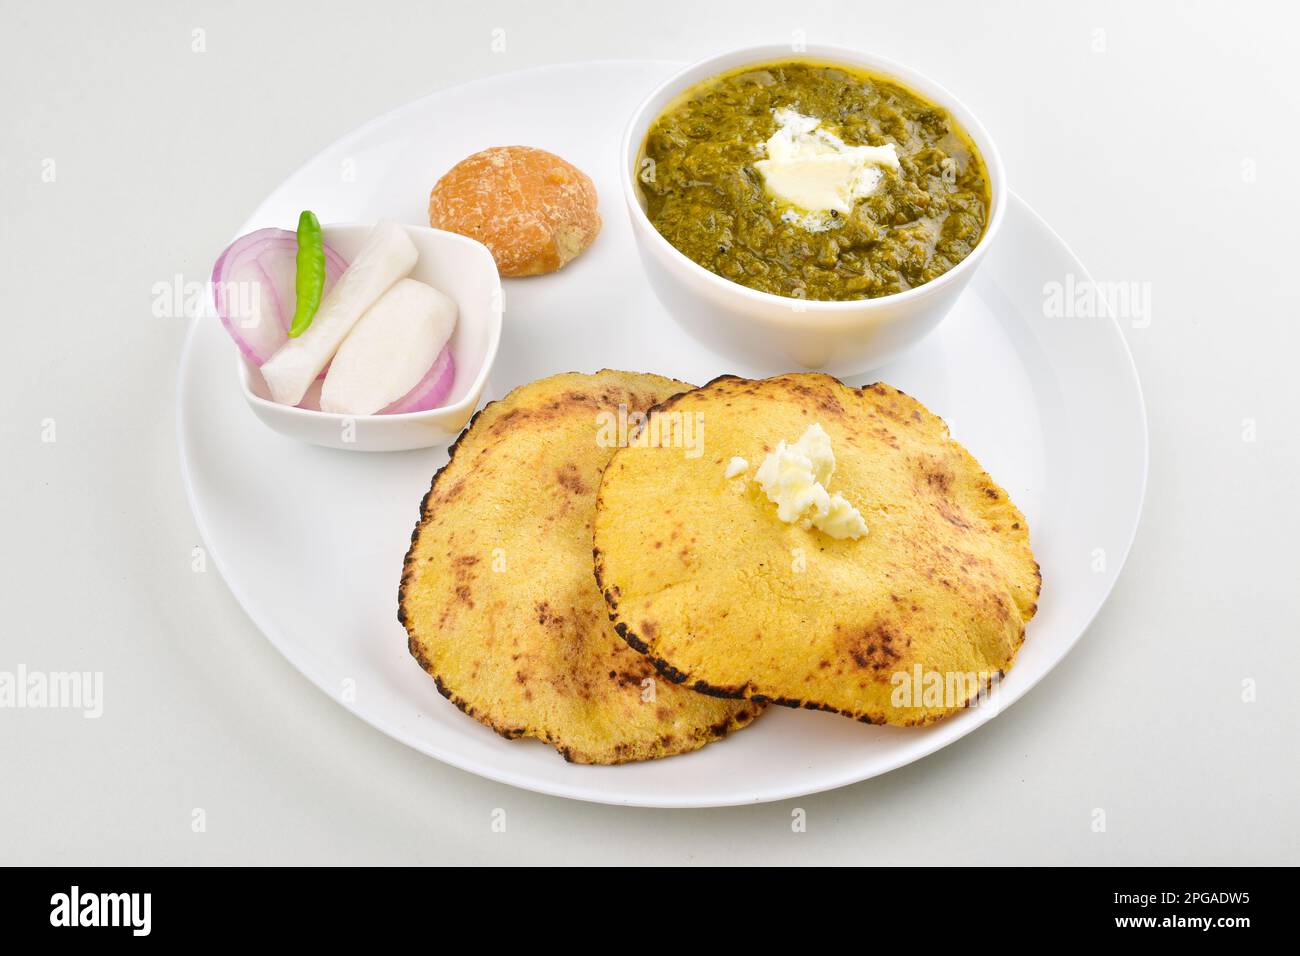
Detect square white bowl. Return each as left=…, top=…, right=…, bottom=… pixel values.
left=237, top=223, right=502, bottom=452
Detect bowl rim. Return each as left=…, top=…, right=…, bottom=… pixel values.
left=621, top=43, right=1007, bottom=322
left=235, top=221, right=503, bottom=423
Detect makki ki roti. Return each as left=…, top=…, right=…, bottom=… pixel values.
left=592, top=373, right=1040, bottom=726
left=398, top=370, right=760, bottom=764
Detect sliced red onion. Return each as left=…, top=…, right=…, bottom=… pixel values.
left=380, top=345, right=456, bottom=414
left=211, top=228, right=347, bottom=365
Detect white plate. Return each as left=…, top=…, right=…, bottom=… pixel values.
left=177, top=60, right=1147, bottom=808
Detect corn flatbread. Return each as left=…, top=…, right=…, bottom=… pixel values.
left=399, top=370, right=760, bottom=763
left=593, top=373, right=1040, bottom=726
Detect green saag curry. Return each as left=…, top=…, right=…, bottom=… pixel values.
left=640, top=61, right=991, bottom=301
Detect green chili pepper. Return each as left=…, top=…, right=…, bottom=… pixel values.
left=287, top=210, right=326, bottom=337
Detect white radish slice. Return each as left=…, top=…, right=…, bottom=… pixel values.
left=381, top=345, right=456, bottom=414
left=320, top=279, right=457, bottom=416
left=210, top=228, right=347, bottom=365
left=260, top=221, right=418, bottom=407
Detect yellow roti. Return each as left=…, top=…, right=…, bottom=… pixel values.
left=399, top=370, right=759, bottom=763
left=593, top=373, right=1040, bottom=726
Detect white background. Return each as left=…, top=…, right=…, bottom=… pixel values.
left=2, top=0, right=1297, bottom=865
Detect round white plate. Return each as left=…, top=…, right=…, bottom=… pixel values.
left=177, top=60, right=1147, bottom=808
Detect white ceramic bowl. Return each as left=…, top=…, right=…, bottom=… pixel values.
left=236, top=223, right=502, bottom=452
left=623, top=45, right=1006, bottom=376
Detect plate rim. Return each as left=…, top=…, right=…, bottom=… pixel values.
left=176, top=59, right=1148, bottom=808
